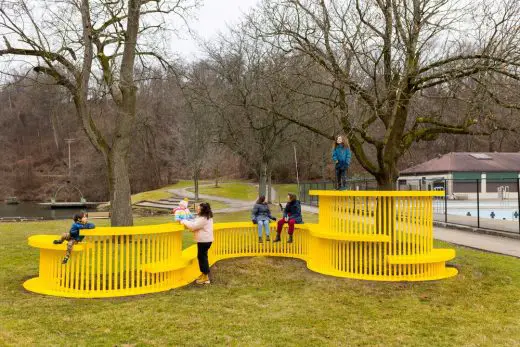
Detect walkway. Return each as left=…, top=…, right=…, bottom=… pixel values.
left=168, top=186, right=252, bottom=213
left=434, top=227, right=520, bottom=258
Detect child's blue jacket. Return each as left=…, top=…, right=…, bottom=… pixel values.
left=69, top=222, right=95, bottom=240
left=332, top=145, right=352, bottom=169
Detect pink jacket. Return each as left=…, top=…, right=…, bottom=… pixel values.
left=181, top=217, right=214, bottom=243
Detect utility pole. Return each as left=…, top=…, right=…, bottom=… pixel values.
left=64, top=139, right=76, bottom=176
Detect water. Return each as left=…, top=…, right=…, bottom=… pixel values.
left=447, top=209, right=519, bottom=220
left=0, top=203, right=96, bottom=220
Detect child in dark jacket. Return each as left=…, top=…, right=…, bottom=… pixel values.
left=251, top=195, right=277, bottom=243
left=274, top=193, right=303, bottom=244
left=53, top=212, right=95, bottom=264
left=332, top=135, right=352, bottom=190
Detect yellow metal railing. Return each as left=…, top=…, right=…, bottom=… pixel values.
left=24, top=191, right=457, bottom=298
left=308, top=190, right=454, bottom=281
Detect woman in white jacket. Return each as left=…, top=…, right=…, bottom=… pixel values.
left=180, top=202, right=214, bottom=285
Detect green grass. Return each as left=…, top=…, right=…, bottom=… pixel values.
left=2, top=215, right=520, bottom=346
left=197, top=199, right=228, bottom=211
left=188, top=182, right=259, bottom=201
left=273, top=184, right=298, bottom=202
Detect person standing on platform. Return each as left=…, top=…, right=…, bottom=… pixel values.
left=332, top=135, right=352, bottom=190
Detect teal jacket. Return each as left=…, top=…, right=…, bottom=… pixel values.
left=332, top=145, right=352, bottom=169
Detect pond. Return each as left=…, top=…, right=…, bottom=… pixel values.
left=0, top=203, right=97, bottom=220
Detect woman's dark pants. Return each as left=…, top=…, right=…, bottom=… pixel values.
left=197, top=242, right=212, bottom=274
left=336, top=167, right=347, bottom=189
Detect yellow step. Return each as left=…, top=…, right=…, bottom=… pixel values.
left=302, top=225, right=390, bottom=242
left=387, top=249, right=456, bottom=265
left=142, top=246, right=198, bottom=273
left=28, top=235, right=89, bottom=252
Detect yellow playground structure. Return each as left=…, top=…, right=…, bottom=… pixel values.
left=24, top=190, right=457, bottom=298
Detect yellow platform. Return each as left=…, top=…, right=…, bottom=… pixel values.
left=24, top=190, right=457, bottom=298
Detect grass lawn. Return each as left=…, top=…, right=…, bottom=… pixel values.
left=196, top=199, right=228, bottom=211
left=273, top=183, right=298, bottom=202
left=188, top=182, right=259, bottom=201
left=2, top=214, right=520, bottom=346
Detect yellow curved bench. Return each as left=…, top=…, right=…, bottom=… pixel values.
left=23, top=190, right=457, bottom=298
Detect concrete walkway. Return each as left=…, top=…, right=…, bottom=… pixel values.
left=168, top=186, right=252, bottom=213
left=434, top=227, right=520, bottom=258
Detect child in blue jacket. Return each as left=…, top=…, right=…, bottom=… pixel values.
left=332, top=135, right=352, bottom=190
left=53, top=212, right=95, bottom=264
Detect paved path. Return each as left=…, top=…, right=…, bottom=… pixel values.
left=168, top=186, right=253, bottom=213
left=434, top=227, right=520, bottom=258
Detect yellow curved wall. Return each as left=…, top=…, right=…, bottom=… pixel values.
left=24, top=191, right=457, bottom=298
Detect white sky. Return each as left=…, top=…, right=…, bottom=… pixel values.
left=171, top=0, right=260, bottom=60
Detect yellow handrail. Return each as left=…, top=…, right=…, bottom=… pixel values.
left=24, top=191, right=457, bottom=298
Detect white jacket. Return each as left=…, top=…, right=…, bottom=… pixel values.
left=181, top=217, right=214, bottom=243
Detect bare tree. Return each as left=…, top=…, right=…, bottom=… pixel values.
left=189, top=29, right=300, bottom=198
left=247, top=0, right=520, bottom=188
left=0, top=0, right=197, bottom=225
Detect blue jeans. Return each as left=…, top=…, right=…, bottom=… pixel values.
left=257, top=220, right=270, bottom=237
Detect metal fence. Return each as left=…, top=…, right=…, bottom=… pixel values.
left=299, top=178, right=520, bottom=234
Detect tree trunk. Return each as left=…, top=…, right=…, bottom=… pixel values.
left=258, top=161, right=268, bottom=198
left=321, top=150, right=327, bottom=180
left=376, top=170, right=397, bottom=191
left=267, top=170, right=272, bottom=203
left=107, top=146, right=133, bottom=226
left=194, top=169, right=200, bottom=202
left=214, top=165, right=220, bottom=188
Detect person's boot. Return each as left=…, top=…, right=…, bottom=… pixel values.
left=62, top=256, right=69, bottom=264
left=273, top=233, right=281, bottom=242
left=287, top=235, right=293, bottom=243
left=266, top=235, right=270, bottom=242
left=258, top=237, right=263, bottom=243
left=196, top=274, right=210, bottom=285
left=53, top=240, right=63, bottom=244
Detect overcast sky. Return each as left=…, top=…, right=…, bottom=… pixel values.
left=171, top=0, right=260, bottom=60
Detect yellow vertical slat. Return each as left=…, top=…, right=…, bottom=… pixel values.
left=74, top=250, right=80, bottom=291
left=137, top=234, right=142, bottom=290
left=428, top=197, right=433, bottom=252
left=114, top=236, right=119, bottom=290
left=85, top=242, right=90, bottom=291
left=126, top=235, right=130, bottom=290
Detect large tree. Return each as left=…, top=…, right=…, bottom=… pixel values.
left=0, top=0, right=196, bottom=224
left=248, top=0, right=520, bottom=189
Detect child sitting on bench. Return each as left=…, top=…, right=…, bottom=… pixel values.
left=53, top=212, right=95, bottom=264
